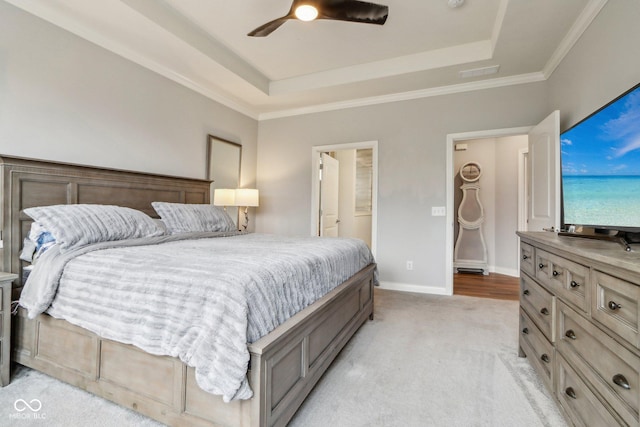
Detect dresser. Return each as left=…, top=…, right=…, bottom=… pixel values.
left=517, top=232, right=640, bottom=427
left=1, top=272, right=18, bottom=386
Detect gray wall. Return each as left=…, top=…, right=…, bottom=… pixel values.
left=257, top=86, right=549, bottom=290
left=0, top=2, right=258, bottom=191
left=548, top=0, right=640, bottom=131
left=3, top=0, right=639, bottom=293
left=256, top=0, right=640, bottom=292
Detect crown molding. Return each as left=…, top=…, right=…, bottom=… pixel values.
left=542, top=0, right=608, bottom=79
left=259, top=72, right=546, bottom=121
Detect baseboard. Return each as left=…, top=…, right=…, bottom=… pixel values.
left=490, top=266, right=519, bottom=277
left=377, top=281, right=451, bottom=296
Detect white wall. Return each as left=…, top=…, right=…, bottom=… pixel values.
left=452, top=135, right=527, bottom=277
left=256, top=0, right=640, bottom=293
left=453, top=138, right=496, bottom=274
left=336, top=150, right=372, bottom=247
left=494, top=136, right=528, bottom=274
left=0, top=2, right=258, bottom=197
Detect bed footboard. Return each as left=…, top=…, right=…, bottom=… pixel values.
left=12, top=263, right=375, bottom=427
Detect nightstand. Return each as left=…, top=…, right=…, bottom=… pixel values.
left=0, top=272, right=18, bottom=386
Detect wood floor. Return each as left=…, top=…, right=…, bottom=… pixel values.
left=453, top=272, right=520, bottom=301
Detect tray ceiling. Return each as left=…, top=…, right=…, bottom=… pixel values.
left=6, top=0, right=607, bottom=119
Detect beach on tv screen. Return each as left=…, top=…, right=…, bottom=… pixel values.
left=561, top=85, right=640, bottom=228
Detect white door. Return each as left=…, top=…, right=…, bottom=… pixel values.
left=320, top=153, right=340, bottom=237
left=527, top=111, right=561, bottom=231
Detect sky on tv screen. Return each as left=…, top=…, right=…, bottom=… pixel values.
left=561, top=84, right=640, bottom=228
left=561, top=85, right=640, bottom=176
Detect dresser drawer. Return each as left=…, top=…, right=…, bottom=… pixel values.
left=519, top=309, right=554, bottom=392
left=520, top=242, right=535, bottom=277
left=592, top=270, right=640, bottom=349
left=557, top=354, right=624, bottom=427
left=557, top=301, right=639, bottom=426
left=535, top=248, right=589, bottom=312
left=521, top=273, right=555, bottom=342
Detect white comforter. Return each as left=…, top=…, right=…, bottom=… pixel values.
left=20, top=232, right=375, bottom=402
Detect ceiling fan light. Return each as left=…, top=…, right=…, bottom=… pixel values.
left=295, top=5, right=318, bottom=21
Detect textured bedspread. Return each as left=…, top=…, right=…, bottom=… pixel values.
left=20, top=232, right=375, bottom=402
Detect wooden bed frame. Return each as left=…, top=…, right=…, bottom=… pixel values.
left=0, top=155, right=376, bottom=427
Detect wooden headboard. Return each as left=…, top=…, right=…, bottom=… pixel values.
left=0, top=155, right=211, bottom=290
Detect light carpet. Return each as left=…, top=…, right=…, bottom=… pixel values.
left=0, top=289, right=568, bottom=427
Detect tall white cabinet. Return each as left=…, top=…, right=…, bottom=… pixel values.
left=454, top=162, right=489, bottom=275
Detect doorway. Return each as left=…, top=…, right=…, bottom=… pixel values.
left=447, top=112, right=561, bottom=297
left=446, top=127, right=532, bottom=295
left=311, top=141, right=378, bottom=258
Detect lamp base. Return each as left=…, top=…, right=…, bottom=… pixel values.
left=242, top=207, right=249, bottom=231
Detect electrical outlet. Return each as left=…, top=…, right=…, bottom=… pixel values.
left=431, top=206, right=446, bottom=216
left=406, top=261, right=413, bottom=270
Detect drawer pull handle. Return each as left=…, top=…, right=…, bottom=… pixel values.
left=613, top=374, right=631, bottom=390
left=565, top=387, right=577, bottom=399
left=540, top=307, right=549, bottom=315
left=523, top=254, right=529, bottom=260
left=570, top=280, right=579, bottom=288
left=552, top=270, right=560, bottom=277
left=538, top=263, right=545, bottom=269
left=608, top=301, right=622, bottom=311
left=540, top=354, right=550, bottom=363
left=565, top=330, right=577, bottom=340
left=523, top=289, right=530, bottom=296
left=522, top=328, right=529, bottom=335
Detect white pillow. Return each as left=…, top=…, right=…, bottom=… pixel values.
left=151, top=202, right=236, bottom=233
left=23, top=204, right=165, bottom=252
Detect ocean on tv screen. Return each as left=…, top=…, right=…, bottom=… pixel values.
left=563, top=175, right=640, bottom=227
left=561, top=84, right=640, bottom=228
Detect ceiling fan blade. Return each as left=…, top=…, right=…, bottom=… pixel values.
left=248, top=16, right=292, bottom=37
left=321, top=0, right=388, bottom=25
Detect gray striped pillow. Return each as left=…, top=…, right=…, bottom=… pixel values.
left=23, top=204, right=165, bottom=251
left=151, top=202, right=236, bottom=233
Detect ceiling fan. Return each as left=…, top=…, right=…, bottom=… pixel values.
left=248, top=0, right=389, bottom=37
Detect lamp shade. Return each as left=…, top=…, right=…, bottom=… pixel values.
left=234, top=188, right=259, bottom=207
left=213, top=189, right=236, bottom=206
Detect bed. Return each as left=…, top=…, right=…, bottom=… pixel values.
left=0, top=155, right=376, bottom=427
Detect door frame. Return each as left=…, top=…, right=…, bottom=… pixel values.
left=445, top=127, right=531, bottom=296
left=311, top=140, right=378, bottom=258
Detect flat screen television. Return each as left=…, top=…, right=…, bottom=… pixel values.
left=560, top=82, right=640, bottom=249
